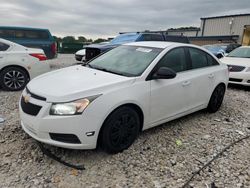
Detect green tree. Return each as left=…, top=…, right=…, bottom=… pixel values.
left=53, top=36, right=62, bottom=42
left=93, top=38, right=107, bottom=44
left=78, top=36, right=87, bottom=42
left=62, top=36, right=76, bottom=43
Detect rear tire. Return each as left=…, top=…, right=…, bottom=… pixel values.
left=100, top=106, right=140, bottom=154
left=0, top=67, right=29, bottom=91
left=207, top=84, right=225, bottom=113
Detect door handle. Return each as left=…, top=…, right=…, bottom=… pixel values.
left=182, top=81, right=191, bottom=86
left=0, top=56, right=3, bottom=59
left=208, top=74, right=214, bottom=79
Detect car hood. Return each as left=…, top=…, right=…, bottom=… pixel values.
left=75, top=49, right=86, bottom=55
left=27, top=65, right=135, bottom=102
left=220, top=57, right=250, bottom=67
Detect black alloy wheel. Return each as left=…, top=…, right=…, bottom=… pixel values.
left=207, top=84, right=226, bottom=113
left=0, top=67, right=28, bottom=91
left=100, top=106, right=140, bottom=154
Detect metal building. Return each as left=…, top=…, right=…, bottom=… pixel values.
left=167, top=28, right=200, bottom=37
left=199, top=13, right=250, bottom=45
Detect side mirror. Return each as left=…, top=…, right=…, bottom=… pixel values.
left=152, top=67, right=177, bottom=79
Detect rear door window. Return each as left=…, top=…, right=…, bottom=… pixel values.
left=151, top=34, right=164, bottom=41
left=142, top=34, right=164, bottom=41
left=0, top=42, right=10, bottom=51
left=0, top=29, right=49, bottom=40
left=24, top=30, right=49, bottom=39
left=207, top=54, right=219, bottom=66
left=188, top=48, right=208, bottom=69
left=0, top=29, right=15, bottom=38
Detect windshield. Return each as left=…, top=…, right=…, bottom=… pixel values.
left=88, top=45, right=162, bottom=76
left=203, top=45, right=225, bottom=52
left=110, top=33, right=140, bottom=45
left=227, top=48, right=250, bottom=58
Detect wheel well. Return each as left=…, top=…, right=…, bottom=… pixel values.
left=97, top=103, right=144, bottom=147
left=0, top=65, right=30, bottom=80
left=217, top=82, right=226, bottom=90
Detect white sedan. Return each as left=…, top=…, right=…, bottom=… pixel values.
left=20, top=42, right=228, bottom=153
left=0, top=38, right=50, bottom=91
left=75, top=49, right=85, bottom=63
left=220, top=46, right=250, bottom=86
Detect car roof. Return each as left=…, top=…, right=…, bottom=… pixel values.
left=124, top=41, right=193, bottom=49
left=0, top=26, right=49, bottom=31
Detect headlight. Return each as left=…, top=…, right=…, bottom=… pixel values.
left=50, top=95, right=100, bottom=115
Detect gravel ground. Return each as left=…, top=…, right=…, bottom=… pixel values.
left=0, top=54, right=250, bottom=188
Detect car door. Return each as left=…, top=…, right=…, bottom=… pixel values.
left=148, top=47, right=194, bottom=126
left=185, top=47, right=219, bottom=109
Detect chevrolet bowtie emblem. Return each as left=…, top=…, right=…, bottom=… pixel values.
left=24, top=94, right=31, bottom=103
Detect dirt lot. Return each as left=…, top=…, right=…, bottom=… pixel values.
left=0, top=54, right=250, bottom=188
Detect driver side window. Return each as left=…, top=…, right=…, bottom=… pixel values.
left=157, top=48, right=188, bottom=72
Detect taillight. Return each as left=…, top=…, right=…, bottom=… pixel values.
left=51, top=42, right=57, bottom=55
left=29, top=53, right=47, bottom=61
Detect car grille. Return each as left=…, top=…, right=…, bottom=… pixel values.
left=229, top=78, right=243, bottom=82
left=85, top=48, right=101, bottom=61
left=26, top=87, right=46, bottom=101
left=227, top=65, right=245, bottom=72
left=21, top=97, right=42, bottom=116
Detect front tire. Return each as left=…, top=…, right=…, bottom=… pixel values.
left=100, top=106, right=140, bottom=154
left=0, top=67, right=29, bottom=91
left=207, top=84, right=226, bottom=113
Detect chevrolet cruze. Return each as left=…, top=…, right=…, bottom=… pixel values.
left=20, top=42, right=228, bottom=153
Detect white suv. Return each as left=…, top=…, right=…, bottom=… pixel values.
left=20, top=42, right=228, bottom=153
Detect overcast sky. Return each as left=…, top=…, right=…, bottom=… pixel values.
left=0, top=0, right=250, bottom=39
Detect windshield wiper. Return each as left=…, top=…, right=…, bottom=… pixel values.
left=85, top=64, right=130, bottom=77
left=95, top=67, right=127, bottom=76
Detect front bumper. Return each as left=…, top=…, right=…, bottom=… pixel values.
left=19, top=90, right=99, bottom=150
left=229, top=72, right=250, bottom=86
left=75, top=54, right=85, bottom=62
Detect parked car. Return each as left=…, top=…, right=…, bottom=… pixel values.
left=84, top=32, right=190, bottom=61
left=202, top=45, right=226, bottom=58
left=219, top=43, right=241, bottom=53
left=75, top=49, right=86, bottom=62
left=0, top=38, right=50, bottom=91
left=0, top=26, right=57, bottom=59
left=75, top=42, right=110, bottom=63
left=203, top=43, right=241, bottom=59
left=20, top=41, right=228, bottom=153
left=220, top=46, right=250, bottom=86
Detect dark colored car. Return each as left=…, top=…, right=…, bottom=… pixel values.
left=85, top=32, right=190, bottom=61
left=0, top=26, right=57, bottom=59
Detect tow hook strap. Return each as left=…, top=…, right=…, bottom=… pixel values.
left=36, top=141, right=85, bottom=170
